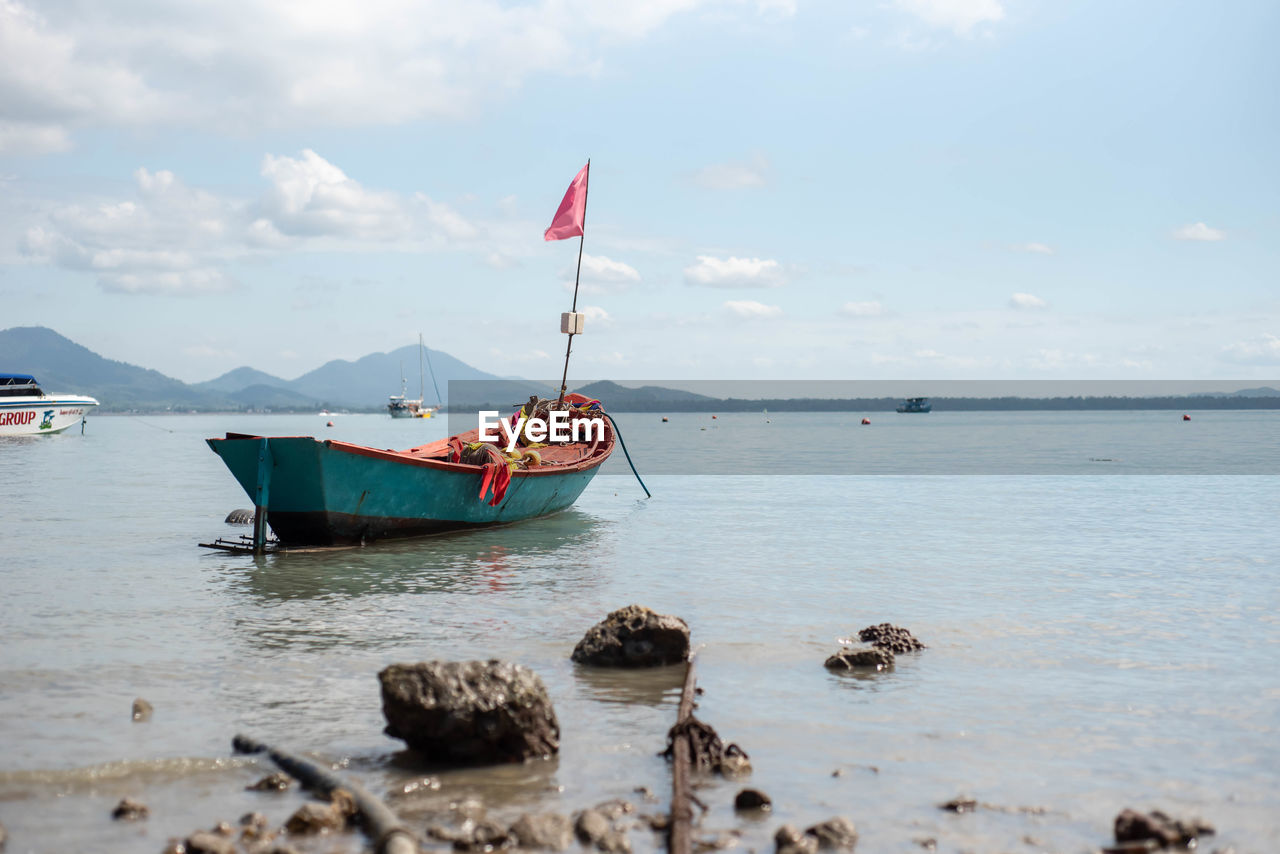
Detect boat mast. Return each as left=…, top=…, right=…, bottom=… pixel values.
left=422, top=333, right=442, bottom=407
left=557, top=158, right=589, bottom=408
left=418, top=334, right=424, bottom=403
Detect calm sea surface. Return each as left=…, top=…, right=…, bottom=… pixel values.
left=1, top=410, right=1277, bottom=853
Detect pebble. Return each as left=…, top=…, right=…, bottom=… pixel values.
left=111, top=797, right=149, bottom=821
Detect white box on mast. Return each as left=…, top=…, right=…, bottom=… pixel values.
left=561, top=312, right=585, bottom=334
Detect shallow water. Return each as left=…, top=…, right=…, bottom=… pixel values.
left=1, top=411, right=1277, bottom=853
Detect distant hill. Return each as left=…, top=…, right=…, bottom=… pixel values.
left=195, top=366, right=291, bottom=394
left=0, top=326, right=520, bottom=412
left=0, top=326, right=222, bottom=410
left=288, top=344, right=518, bottom=409
left=3, top=325, right=1277, bottom=413
left=574, top=380, right=715, bottom=408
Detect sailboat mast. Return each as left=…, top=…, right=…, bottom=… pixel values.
left=418, top=334, right=424, bottom=402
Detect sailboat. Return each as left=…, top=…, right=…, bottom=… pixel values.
left=386, top=334, right=441, bottom=418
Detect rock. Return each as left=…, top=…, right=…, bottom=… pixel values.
left=735, top=789, right=772, bottom=811
left=211, top=821, right=234, bottom=837
left=571, top=605, right=690, bottom=667
left=575, top=810, right=612, bottom=846
left=160, top=840, right=186, bottom=854
left=805, top=818, right=857, bottom=850
left=238, top=812, right=271, bottom=843
left=186, top=832, right=235, bottom=854
left=857, top=624, right=925, bottom=654
left=284, top=802, right=344, bottom=835
left=913, top=838, right=937, bottom=852
left=598, top=832, right=631, bottom=854
left=225, top=509, right=255, bottom=525
left=462, top=819, right=514, bottom=851
left=0, top=821, right=6, bottom=850
left=940, top=795, right=977, bottom=813
left=824, top=648, right=894, bottom=671
left=1114, top=808, right=1214, bottom=848
left=379, top=660, right=559, bottom=764
left=131, top=698, right=153, bottom=721
left=511, top=813, right=573, bottom=851
left=774, top=825, right=818, bottom=854
left=111, top=797, right=150, bottom=821
left=246, top=772, right=291, bottom=791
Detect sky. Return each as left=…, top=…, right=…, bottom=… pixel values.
left=1, top=0, right=1277, bottom=386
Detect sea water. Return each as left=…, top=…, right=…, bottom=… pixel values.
left=0, top=411, right=1277, bottom=853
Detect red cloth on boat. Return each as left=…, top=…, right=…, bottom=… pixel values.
left=479, top=458, right=511, bottom=506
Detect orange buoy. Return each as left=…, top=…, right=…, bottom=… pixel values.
left=711, top=415, right=717, bottom=419
left=327, top=420, right=335, bottom=427
left=1182, top=414, right=1191, bottom=421
left=662, top=417, right=669, bottom=422
left=861, top=417, right=871, bottom=425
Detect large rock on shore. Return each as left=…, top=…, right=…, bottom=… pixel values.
left=379, top=660, right=559, bottom=764
left=571, top=605, right=690, bottom=667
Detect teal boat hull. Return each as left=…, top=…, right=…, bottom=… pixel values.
left=207, top=433, right=609, bottom=546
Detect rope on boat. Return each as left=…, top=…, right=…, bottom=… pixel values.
left=232, top=733, right=418, bottom=854
left=603, top=412, right=651, bottom=498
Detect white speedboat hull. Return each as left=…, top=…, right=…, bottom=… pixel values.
left=0, top=395, right=99, bottom=435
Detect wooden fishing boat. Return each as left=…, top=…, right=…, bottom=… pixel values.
left=207, top=394, right=613, bottom=547
left=205, top=161, right=632, bottom=552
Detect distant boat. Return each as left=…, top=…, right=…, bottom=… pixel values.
left=388, top=333, right=441, bottom=419
left=208, top=393, right=614, bottom=546
left=0, top=373, right=98, bottom=435
left=896, top=397, right=932, bottom=413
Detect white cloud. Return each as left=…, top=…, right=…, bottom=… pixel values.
left=259, top=150, right=410, bottom=240
left=1221, top=334, right=1280, bottom=365
left=0, top=121, right=71, bottom=155
left=692, top=153, right=770, bottom=190
left=840, top=300, right=884, bottom=317
left=685, top=255, right=784, bottom=288
left=19, top=151, right=484, bottom=295
left=580, top=305, right=613, bottom=326
left=1022, top=242, right=1054, bottom=255
left=0, top=0, right=737, bottom=149
left=1009, top=292, right=1047, bottom=310
left=1173, top=222, right=1225, bottom=242
left=724, top=299, right=782, bottom=318
left=893, top=0, right=1004, bottom=34
left=567, top=254, right=641, bottom=293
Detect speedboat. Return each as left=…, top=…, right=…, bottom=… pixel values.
left=0, top=374, right=99, bottom=435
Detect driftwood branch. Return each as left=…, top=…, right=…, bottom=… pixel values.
left=233, top=733, right=418, bottom=854
left=668, top=657, right=698, bottom=854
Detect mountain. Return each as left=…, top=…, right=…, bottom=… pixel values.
left=0, top=326, right=219, bottom=410
left=287, top=344, right=545, bottom=409
left=0, top=326, right=520, bottom=412
left=195, top=366, right=292, bottom=394
left=573, top=380, right=715, bottom=409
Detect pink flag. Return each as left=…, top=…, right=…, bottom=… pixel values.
left=544, top=162, right=589, bottom=241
